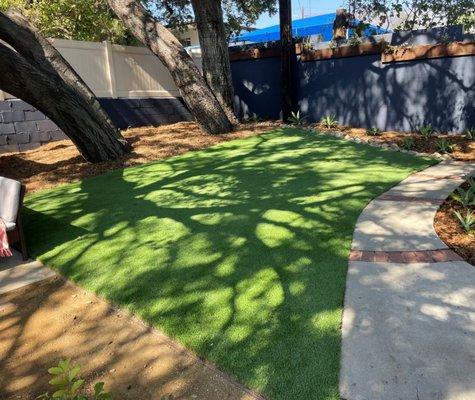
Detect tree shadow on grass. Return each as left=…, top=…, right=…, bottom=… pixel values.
left=22, top=128, right=433, bottom=400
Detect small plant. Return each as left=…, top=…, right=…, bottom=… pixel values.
left=419, top=124, right=435, bottom=139
left=436, top=138, right=455, bottom=154
left=247, top=113, right=262, bottom=123
left=320, top=114, right=338, bottom=129
left=452, top=209, right=475, bottom=234
left=402, top=136, right=415, bottom=150
left=348, top=34, right=362, bottom=47
left=366, top=127, right=381, bottom=136
left=451, top=186, right=475, bottom=208
left=464, top=128, right=475, bottom=140
left=36, top=359, right=111, bottom=400
left=288, top=110, right=306, bottom=125
left=328, top=39, right=338, bottom=49
left=466, top=176, right=475, bottom=192
left=301, top=36, right=314, bottom=51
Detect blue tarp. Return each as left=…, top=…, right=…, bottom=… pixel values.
left=233, top=13, right=387, bottom=43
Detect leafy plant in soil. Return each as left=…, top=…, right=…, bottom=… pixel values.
left=36, top=359, right=111, bottom=400
left=464, top=128, right=475, bottom=140
left=436, top=138, right=456, bottom=154
left=366, top=127, right=382, bottom=136
left=401, top=137, right=415, bottom=150
left=418, top=124, right=435, bottom=139
left=288, top=110, right=306, bottom=126
left=451, top=186, right=475, bottom=208
left=452, top=209, right=475, bottom=234
left=320, top=115, right=338, bottom=129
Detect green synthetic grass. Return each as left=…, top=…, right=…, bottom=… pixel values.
left=24, top=128, right=434, bottom=399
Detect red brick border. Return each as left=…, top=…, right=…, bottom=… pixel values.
left=377, top=194, right=443, bottom=205
left=349, top=249, right=464, bottom=263
left=416, top=173, right=466, bottom=180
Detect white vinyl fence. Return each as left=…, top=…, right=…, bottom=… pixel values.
left=0, top=38, right=202, bottom=100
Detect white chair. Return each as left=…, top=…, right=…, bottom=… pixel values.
left=0, top=177, right=27, bottom=260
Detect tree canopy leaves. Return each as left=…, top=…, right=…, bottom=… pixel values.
left=0, top=0, right=137, bottom=44
left=146, top=0, right=277, bottom=38
left=353, top=0, right=474, bottom=32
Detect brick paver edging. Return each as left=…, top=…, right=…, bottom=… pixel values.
left=349, top=249, right=464, bottom=263
left=377, top=194, right=443, bottom=205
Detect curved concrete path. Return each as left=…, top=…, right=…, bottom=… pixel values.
left=341, top=161, right=475, bottom=400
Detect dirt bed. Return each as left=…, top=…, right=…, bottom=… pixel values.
left=0, top=121, right=279, bottom=193
left=434, top=182, right=475, bottom=266
left=315, top=125, right=475, bottom=161
left=0, top=277, right=260, bottom=400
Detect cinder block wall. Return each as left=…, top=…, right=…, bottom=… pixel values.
left=0, top=100, right=67, bottom=153
left=0, top=97, right=192, bottom=154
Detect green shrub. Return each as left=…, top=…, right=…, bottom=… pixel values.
left=365, top=127, right=382, bottom=136
left=451, top=186, right=475, bottom=208
left=247, top=113, right=262, bottom=123
left=436, top=138, right=455, bottom=154
left=36, top=359, right=111, bottom=400
left=320, top=115, right=338, bottom=129
left=288, top=110, right=306, bottom=126
left=402, top=137, right=415, bottom=150
left=466, top=176, right=475, bottom=192
left=419, top=124, right=435, bottom=139
left=452, top=209, right=475, bottom=234
left=464, top=128, right=475, bottom=140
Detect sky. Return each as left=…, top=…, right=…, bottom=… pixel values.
left=255, top=0, right=347, bottom=28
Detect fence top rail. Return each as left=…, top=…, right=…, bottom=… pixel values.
left=228, top=40, right=475, bottom=63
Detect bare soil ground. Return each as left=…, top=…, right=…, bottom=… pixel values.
left=0, top=121, right=280, bottom=193
left=0, top=276, right=261, bottom=400
left=314, top=124, right=475, bottom=161
left=434, top=182, right=475, bottom=266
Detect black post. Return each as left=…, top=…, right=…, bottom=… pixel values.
left=279, top=0, right=295, bottom=122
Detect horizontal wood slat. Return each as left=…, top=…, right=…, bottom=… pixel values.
left=381, top=41, right=475, bottom=63
left=228, top=41, right=475, bottom=63
left=300, top=42, right=383, bottom=62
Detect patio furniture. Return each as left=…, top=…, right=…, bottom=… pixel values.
left=0, top=177, right=28, bottom=260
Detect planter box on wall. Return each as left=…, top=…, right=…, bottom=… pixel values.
left=382, top=41, right=475, bottom=63
left=300, top=42, right=383, bottom=62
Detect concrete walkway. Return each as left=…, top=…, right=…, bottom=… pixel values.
left=0, top=250, right=55, bottom=294
left=340, top=161, right=475, bottom=400
left=341, top=161, right=475, bottom=400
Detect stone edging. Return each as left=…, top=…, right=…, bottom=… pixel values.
left=283, top=124, right=456, bottom=161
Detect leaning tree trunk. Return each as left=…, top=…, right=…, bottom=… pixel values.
left=190, top=0, right=238, bottom=124
left=107, top=0, right=234, bottom=134
left=0, top=10, right=130, bottom=163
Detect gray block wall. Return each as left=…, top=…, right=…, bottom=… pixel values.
left=0, top=100, right=66, bottom=153
left=0, top=97, right=192, bottom=154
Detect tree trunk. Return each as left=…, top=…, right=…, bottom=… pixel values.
left=0, top=10, right=130, bottom=163
left=0, top=43, right=129, bottom=162
left=190, top=0, right=238, bottom=124
left=107, top=0, right=234, bottom=134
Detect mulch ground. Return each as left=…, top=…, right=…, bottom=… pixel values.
left=314, top=124, right=475, bottom=161
left=434, top=181, right=475, bottom=266
left=0, top=277, right=258, bottom=400
left=0, top=121, right=280, bottom=193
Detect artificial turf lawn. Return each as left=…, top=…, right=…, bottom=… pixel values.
left=24, top=128, right=435, bottom=399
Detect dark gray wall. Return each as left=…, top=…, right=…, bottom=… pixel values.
left=298, top=54, right=475, bottom=132
left=0, top=97, right=192, bottom=153
left=231, top=57, right=282, bottom=120
left=231, top=52, right=475, bottom=133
